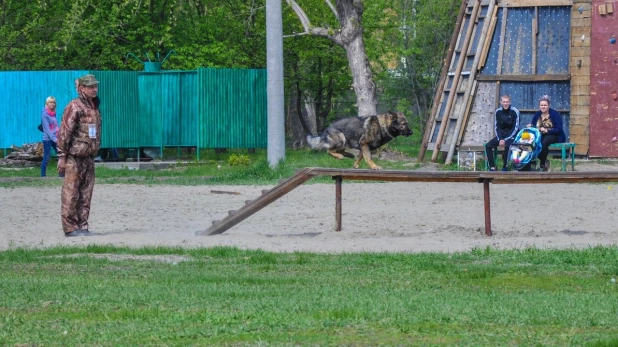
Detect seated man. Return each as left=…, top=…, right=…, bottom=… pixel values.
left=485, top=94, right=519, bottom=171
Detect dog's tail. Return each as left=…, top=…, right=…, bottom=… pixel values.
left=306, top=134, right=328, bottom=150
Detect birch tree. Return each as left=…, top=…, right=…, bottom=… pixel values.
left=286, top=0, right=377, bottom=117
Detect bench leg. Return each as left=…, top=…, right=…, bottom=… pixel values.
left=561, top=147, right=567, bottom=172
left=571, top=146, right=575, bottom=171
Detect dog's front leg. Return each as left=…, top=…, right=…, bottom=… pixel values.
left=360, top=144, right=382, bottom=170
left=353, top=152, right=363, bottom=169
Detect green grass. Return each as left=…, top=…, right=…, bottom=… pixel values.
left=1, top=246, right=617, bottom=346
left=0, top=135, right=424, bottom=188
left=0, top=134, right=597, bottom=188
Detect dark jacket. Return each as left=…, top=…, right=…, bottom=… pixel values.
left=494, top=106, right=519, bottom=141
left=530, top=108, right=566, bottom=143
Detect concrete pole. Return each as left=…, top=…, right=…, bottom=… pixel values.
left=266, top=0, right=285, bottom=167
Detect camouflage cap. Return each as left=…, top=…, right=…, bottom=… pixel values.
left=78, top=74, right=99, bottom=86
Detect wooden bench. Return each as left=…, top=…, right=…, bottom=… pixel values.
left=458, top=142, right=576, bottom=171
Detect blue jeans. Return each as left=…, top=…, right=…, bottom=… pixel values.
left=41, top=140, right=58, bottom=177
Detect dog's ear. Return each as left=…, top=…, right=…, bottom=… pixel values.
left=389, top=111, right=400, bottom=123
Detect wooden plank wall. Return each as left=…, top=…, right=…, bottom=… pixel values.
left=570, top=1, right=591, bottom=155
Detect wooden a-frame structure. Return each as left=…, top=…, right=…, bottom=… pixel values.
left=419, top=0, right=602, bottom=163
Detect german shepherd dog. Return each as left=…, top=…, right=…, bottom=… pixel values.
left=306, top=111, right=413, bottom=170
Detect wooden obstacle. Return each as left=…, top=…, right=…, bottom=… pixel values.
left=197, top=168, right=618, bottom=237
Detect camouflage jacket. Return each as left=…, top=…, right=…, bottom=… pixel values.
left=57, top=95, right=101, bottom=158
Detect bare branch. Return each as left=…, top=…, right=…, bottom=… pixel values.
left=283, top=32, right=310, bottom=38
left=285, top=0, right=341, bottom=44
left=324, top=0, right=338, bottom=21
left=285, top=0, right=311, bottom=33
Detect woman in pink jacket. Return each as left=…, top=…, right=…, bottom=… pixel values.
left=40, top=96, right=61, bottom=177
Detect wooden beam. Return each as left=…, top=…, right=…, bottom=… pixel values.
left=308, top=168, right=618, bottom=185
left=532, top=7, right=538, bottom=74
left=479, top=4, right=499, bottom=70
left=498, top=0, right=572, bottom=7
left=475, top=74, right=571, bottom=81
left=517, top=108, right=570, bottom=113
left=496, top=7, right=508, bottom=75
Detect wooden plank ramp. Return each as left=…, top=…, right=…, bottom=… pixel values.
left=198, top=168, right=315, bottom=236
left=198, top=168, right=618, bottom=237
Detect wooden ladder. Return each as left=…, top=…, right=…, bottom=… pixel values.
left=419, top=0, right=498, bottom=165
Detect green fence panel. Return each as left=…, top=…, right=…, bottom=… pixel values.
left=89, top=70, right=140, bottom=149
left=198, top=68, right=267, bottom=148
left=137, top=73, right=163, bottom=147
left=138, top=71, right=198, bottom=148
left=160, top=71, right=198, bottom=147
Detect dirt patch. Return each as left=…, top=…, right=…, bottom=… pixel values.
left=45, top=253, right=193, bottom=263
left=2, top=160, right=618, bottom=253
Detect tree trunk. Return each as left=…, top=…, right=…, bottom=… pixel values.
left=336, top=0, right=377, bottom=117
left=343, top=36, right=377, bottom=117
left=295, top=80, right=315, bottom=137
left=287, top=0, right=378, bottom=117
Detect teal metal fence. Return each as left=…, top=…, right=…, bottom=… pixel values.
left=0, top=69, right=266, bottom=157
left=92, top=70, right=141, bottom=149
left=198, top=68, right=267, bottom=149
left=0, top=70, right=88, bottom=151
left=137, top=71, right=198, bottom=149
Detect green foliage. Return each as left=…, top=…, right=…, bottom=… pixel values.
left=0, top=0, right=460, bottom=135
left=1, top=246, right=618, bottom=345
left=226, top=153, right=250, bottom=166
left=0, top=0, right=269, bottom=70
left=364, top=0, right=460, bottom=133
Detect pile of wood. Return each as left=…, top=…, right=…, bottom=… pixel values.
left=0, top=143, right=43, bottom=167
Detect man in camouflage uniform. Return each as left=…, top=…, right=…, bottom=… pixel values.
left=57, top=74, right=102, bottom=237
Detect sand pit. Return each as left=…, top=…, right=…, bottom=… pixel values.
left=2, top=161, right=618, bottom=253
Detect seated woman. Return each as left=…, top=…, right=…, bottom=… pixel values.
left=526, top=95, right=566, bottom=171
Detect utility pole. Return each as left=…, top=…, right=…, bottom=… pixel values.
left=266, top=0, right=285, bottom=167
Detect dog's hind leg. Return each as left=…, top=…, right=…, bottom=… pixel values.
left=360, top=144, right=382, bottom=170
left=328, top=149, right=345, bottom=159
left=339, top=150, right=355, bottom=159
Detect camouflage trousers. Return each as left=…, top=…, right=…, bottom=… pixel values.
left=61, top=155, right=95, bottom=233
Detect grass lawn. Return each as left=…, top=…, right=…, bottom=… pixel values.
left=3, top=137, right=617, bottom=345
left=1, top=246, right=618, bottom=346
